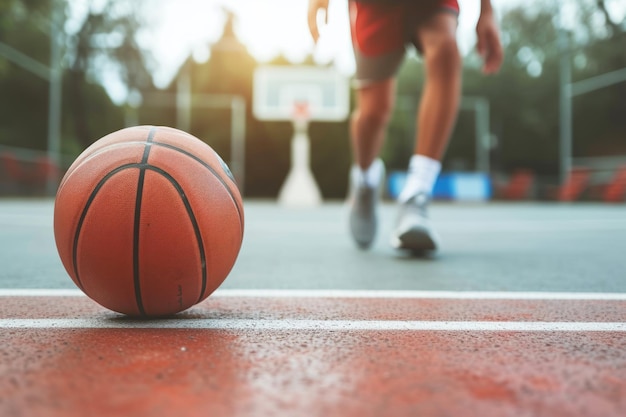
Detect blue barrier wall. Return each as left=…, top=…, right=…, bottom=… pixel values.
left=387, top=171, right=492, bottom=201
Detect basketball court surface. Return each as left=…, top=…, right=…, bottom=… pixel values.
left=2, top=198, right=626, bottom=416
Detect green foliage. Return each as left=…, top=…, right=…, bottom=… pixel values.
left=1, top=0, right=624, bottom=197
left=64, top=0, right=152, bottom=148
left=310, top=119, right=351, bottom=199
left=385, top=0, right=626, bottom=178
left=0, top=0, right=51, bottom=150
left=0, top=0, right=145, bottom=158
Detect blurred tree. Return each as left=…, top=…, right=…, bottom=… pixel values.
left=5, top=0, right=621, bottom=197
left=384, top=0, right=626, bottom=180
left=65, top=0, right=153, bottom=148
left=0, top=0, right=150, bottom=158
left=568, top=0, right=626, bottom=157
left=192, top=9, right=255, bottom=169
left=472, top=6, right=562, bottom=175
left=0, top=0, right=52, bottom=150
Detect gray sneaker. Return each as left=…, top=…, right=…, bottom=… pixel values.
left=348, top=159, right=385, bottom=249
left=390, top=192, right=440, bottom=253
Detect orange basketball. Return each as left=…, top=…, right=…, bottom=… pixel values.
left=53, top=126, right=244, bottom=317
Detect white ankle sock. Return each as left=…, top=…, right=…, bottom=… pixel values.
left=355, top=159, right=384, bottom=188
left=398, top=155, right=441, bottom=203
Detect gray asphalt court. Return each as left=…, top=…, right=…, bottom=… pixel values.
left=1, top=198, right=625, bottom=293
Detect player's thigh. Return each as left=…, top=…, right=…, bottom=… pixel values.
left=415, top=12, right=459, bottom=55
left=349, top=1, right=406, bottom=87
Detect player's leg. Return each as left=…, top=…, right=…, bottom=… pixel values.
left=348, top=1, right=405, bottom=249
left=413, top=12, right=462, bottom=163
left=392, top=7, right=462, bottom=253
left=351, top=79, right=395, bottom=172
left=348, top=80, right=393, bottom=249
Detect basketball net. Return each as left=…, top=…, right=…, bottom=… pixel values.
left=292, top=101, right=310, bottom=130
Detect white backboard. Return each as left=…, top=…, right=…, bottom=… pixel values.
left=253, top=65, right=350, bottom=122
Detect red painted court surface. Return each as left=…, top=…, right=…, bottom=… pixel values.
left=2, top=290, right=626, bottom=417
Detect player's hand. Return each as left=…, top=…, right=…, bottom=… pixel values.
left=476, top=11, right=503, bottom=74
left=308, top=0, right=329, bottom=43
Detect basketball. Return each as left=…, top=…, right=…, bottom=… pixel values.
left=53, top=125, right=244, bottom=317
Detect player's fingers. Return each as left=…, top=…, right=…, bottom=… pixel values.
left=483, top=32, right=504, bottom=74
left=477, top=30, right=499, bottom=74
left=476, top=36, right=485, bottom=58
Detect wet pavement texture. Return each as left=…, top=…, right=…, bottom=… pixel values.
left=1, top=198, right=626, bottom=416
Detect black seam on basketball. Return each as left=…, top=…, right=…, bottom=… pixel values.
left=132, top=127, right=157, bottom=316
left=144, top=165, right=208, bottom=303
left=70, top=160, right=206, bottom=312
left=151, top=141, right=244, bottom=239
left=70, top=129, right=228, bottom=312
left=72, top=163, right=140, bottom=294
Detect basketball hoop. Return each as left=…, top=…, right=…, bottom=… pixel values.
left=251, top=65, right=351, bottom=207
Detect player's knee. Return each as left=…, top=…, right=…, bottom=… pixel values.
left=355, top=80, right=395, bottom=128
left=357, top=103, right=393, bottom=129
left=425, top=37, right=461, bottom=72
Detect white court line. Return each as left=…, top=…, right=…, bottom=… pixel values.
left=2, top=288, right=626, bottom=300
left=0, top=318, right=625, bottom=332
left=214, top=289, right=626, bottom=300
left=2, top=289, right=624, bottom=332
